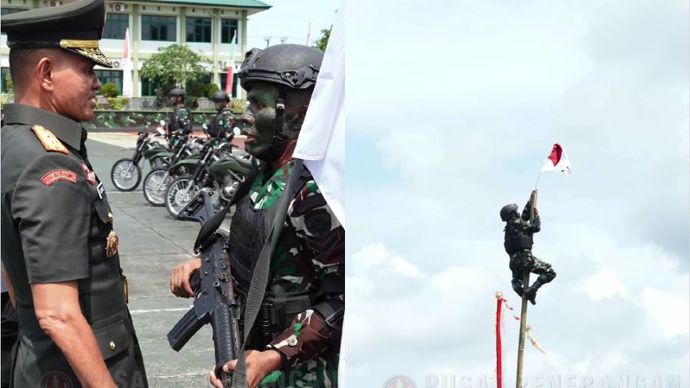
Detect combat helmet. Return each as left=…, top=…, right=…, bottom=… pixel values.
left=500, top=204, right=519, bottom=222
left=168, top=88, right=186, bottom=97
left=211, top=90, right=230, bottom=103
left=238, top=44, right=323, bottom=91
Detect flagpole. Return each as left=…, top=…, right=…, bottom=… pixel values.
left=534, top=172, right=542, bottom=190
left=516, top=190, right=537, bottom=388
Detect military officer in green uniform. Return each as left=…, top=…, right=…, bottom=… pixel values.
left=0, top=0, right=148, bottom=386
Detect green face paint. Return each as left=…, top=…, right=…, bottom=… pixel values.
left=243, top=83, right=279, bottom=158
left=241, top=82, right=308, bottom=160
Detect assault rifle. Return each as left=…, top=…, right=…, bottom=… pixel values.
left=167, top=189, right=240, bottom=386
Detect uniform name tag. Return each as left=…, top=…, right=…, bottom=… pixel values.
left=97, top=182, right=105, bottom=199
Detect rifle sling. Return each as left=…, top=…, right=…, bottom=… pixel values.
left=231, top=158, right=306, bottom=388
left=194, top=159, right=263, bottom=251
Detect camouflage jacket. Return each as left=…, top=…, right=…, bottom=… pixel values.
left=168, top=106, right=192, bottom=135
left=230, top=160, right=344, bottom=386
left=209, top=107, right=234, bottom=139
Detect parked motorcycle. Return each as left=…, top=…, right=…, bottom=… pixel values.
left=110, top=123, right=169, bottom=191
left=142, top=135, right=204, bottom=206
left=165, top=138, right=252, bottom=218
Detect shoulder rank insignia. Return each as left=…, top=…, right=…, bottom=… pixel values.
left=31, top=125, right=69, bottom=154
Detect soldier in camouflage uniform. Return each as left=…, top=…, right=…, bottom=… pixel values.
left=501, top=201, right=556, bottom=305
left=170, top=44, right=344, bottom=387
left=167, top=88, right=192, bottom=148
left=207, top=90, right=235, bottom=142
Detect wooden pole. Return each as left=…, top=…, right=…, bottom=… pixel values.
left=515, top=272, right=529, bottom=388
left=516, top=190, right=538, bottom=388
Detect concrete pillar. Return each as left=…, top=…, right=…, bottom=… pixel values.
left=179, top=7, right=186, bottom=44
left=131, top=4, right=140, bottom=97
left=239, top=10, right=247, bottom=98
left=212, top=10, right=220, bottom=86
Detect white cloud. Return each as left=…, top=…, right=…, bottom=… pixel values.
left=344, top=0, right=688, bottom=385
left=641, top=287, right=690, bottom=339
left=580, top=269, right=630, bottom=300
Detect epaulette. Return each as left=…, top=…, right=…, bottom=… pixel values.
left=31, top=125, right=69, bottom=154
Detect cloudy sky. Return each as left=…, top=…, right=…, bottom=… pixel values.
left=246, top=0, right=339, bottom=50
left=343, top=0, right=689, bottom=387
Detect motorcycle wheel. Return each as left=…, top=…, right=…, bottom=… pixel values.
left=165, top=176, right=200, bottom=218
left=110, top=158, right=142, bottom=192
left=143, top=168, right=174, bottom=206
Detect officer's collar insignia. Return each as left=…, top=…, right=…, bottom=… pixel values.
left=105, top=230, right=119, bottom=257
left=40, top=169, right=77, bottom=186
left=31, top=125, right=69, bottom=154
left=80, top=163, right=98, bottom=185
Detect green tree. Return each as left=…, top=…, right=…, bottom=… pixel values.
left=140, top=44, right=210, bottom=107
left=101, top=83, right=119, bottom=98
left=313, top=26, right=332, bottom=52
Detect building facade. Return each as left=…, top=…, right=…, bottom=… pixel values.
left=1, top=0, right=270, bottom=97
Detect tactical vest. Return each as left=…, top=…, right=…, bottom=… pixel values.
left=169, top=107, right=191, bottom=134
left=209, top=109, right=231, bottom=138
left=504, top=219, right=533, bottom=254
left=226, top=170, right=312, bottom=348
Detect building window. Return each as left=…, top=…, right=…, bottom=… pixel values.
left=1, top=67, right=11, bottom=93
left=186, top=17, right=211, bottom=43
left=1, top=7, right=26, bottom=15
left=96, top=70, right=123, bottom=95
left=141, top=76, right=164, bottom=97
left=141, top=15, right=176, bottom=41
left=219, top=73, right=239, bottom=98
left=221, top=19, right=238, bottom=44
left=104, top=13, right=128, bottom=39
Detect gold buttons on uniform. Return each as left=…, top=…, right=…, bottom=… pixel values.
left=107, top=212, right=113, bottom=222
left=109, top=341, right=116, bottom=351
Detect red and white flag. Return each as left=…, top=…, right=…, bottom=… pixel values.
left=122, top=28, right=133, bottom=97
left=541, top=143, right=572, bottom=175
left=225, top=31, right=236, bottom=95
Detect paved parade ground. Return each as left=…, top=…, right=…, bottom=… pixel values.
left=88, top=134, right=218, bottom=387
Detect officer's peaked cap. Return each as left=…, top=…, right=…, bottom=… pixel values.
left=1, top=0, right=112, bottom=67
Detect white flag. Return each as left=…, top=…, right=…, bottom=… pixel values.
left=540, top=143, right=572, bottom=175
left=122, top=27, right=133, bottom=98
left=293, top=2, right=345, bottom=227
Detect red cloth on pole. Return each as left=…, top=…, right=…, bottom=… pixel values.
left=225, top=65, right=233, bottom=95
